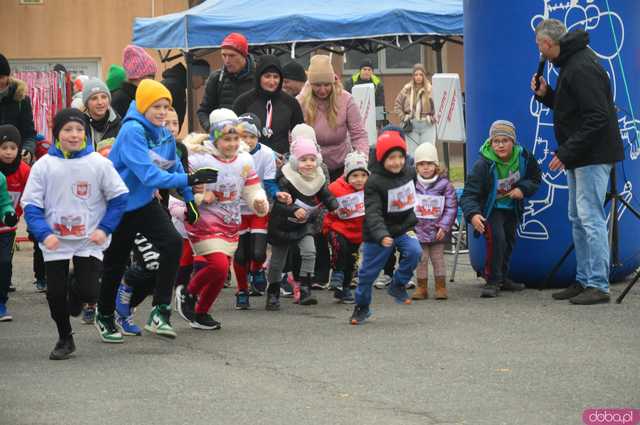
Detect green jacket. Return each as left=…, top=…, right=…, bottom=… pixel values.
left=0, top=173, right=16, bottom=221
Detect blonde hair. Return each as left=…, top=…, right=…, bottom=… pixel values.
left=300, top=80, right=344, bottom=129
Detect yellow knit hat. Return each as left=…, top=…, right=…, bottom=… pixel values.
left=135, top=79, right=173, bottom=114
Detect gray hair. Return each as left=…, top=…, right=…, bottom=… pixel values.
left=535, top=19, right=567, bottom=44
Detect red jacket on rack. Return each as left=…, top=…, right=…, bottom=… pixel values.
left=322, top=176, right=365, bottom=244
left=0, top=161, right=30, bottom=234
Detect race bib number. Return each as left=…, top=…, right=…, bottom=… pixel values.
left=387, top=181, right=416, bottom=213
left=415, top=194, right=445, bottom=220
left=52, top=211, right=88, bottom=238
left=336, top=191, right=365, bottom=220
left=288, top=199, right=320, bottom=223
left=212, top=177, right=240, bottom=204
left=497, top=170, right=521, bottom=196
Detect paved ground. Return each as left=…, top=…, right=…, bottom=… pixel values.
left=1, top=240, right=638, bottom=425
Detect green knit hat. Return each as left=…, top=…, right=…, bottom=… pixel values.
left=105, top=64, right=126, bottom=92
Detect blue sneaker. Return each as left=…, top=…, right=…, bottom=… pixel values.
left=0, top=303, right=13, bottom=322
left=81, top=305, right=96, bottom=324
left=34, top=279, right=47, bottom=293
left=115, top=311, right=142, bottom=336
left=115, top=282, right=133, bottom=318
left=251, top=270, right=267, bottom=293
left=387, top=282, right=412, bottom=305
left=235, top=291, right=250, bottom=310
left=350, top=305, right=371, bottom=325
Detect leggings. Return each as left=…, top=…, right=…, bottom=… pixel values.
left=187, top=252, right=229, bottom=314
left=416, top=243, right=446, bottom=280
left=328, top=231, right=359, bottom=287
left=45, top=256, right=102, bottom=338
left=268, top=235, right=315, bottom=283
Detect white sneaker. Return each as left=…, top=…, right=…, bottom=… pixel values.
left=405, top=280, right=416, bottom=289
left=373, top=274, right=392, bottom=289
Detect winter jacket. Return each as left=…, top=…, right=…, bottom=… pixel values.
left=536, top=30, right=624, bottom=170
left=109, top=102, right=194, bottom=212
left=0, top=174, right=15, bottom=227
left=296, top=87, right=369, bottom=172
left=0, top=78, right=36, bottom=155
left=232, top=55, right=304, bottom=155
left=197, top=56, right=256, bottom=131
left=268, top=169, right=338, bottom=246
left=0, top=160, right=30, bottom=234
left=111, top=81, right=138, bottom=120
left=161, top=63, right=187, bottom=129
left=414, top=175, right=457, bottom=244
left=363, top=159, right=418, bottom=244
left=344, top=72, right=385, bottom=108
left=84, top=107, right=121, bottom=152
left=322, top=176, right=365, bottom=244
left=460, top=145, right=541, bottom=224
left=394, top=82, right=434, bottom=123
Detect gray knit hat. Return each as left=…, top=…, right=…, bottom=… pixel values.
left=82, top=78, right=111, bottom=106
left=344, top=151, right=369, bottom=179
left=489, top=120, right=517, bottom=143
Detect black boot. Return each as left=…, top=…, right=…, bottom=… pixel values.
left=299, top=274, right=318, bottom=306
left=49, top=334, right=76, bottom=360
left=265, top=282, right=280, bottom=311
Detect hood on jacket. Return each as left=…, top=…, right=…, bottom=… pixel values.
left=554, top=30, right=589, bottom=67
left=48, top=137, right=94, bottom=159
left=85, top=107, right=119, bottom=124
left=2, top=78, right=27, bottom=102
left=121, top=101, right=169, bottom=141
left=255, top=55, right=283, bottom=97
left=480, top=137, right=523, bottom=178
left=162, top=63, right=187, bottom=85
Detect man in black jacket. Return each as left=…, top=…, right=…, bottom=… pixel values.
left=531, top=19, right=624, bottom=305
left=197, top=33, right=255, bottom=132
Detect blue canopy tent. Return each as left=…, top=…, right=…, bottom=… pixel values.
left=131, top=0, right=463, bottom=130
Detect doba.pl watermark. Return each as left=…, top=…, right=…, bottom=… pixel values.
left=583, top=409, right=640, bottom=425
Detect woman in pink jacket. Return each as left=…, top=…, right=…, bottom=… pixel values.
left=297, top=55, right=369, bottom=182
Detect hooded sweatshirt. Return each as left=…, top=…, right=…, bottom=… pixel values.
left=108, top=101, right=193, bottom=212
left=480, top=138, right=523, bottom=210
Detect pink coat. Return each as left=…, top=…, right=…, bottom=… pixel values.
left=297, top=88, right=369, bottom=171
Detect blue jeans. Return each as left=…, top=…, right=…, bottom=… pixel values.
left=0, top=231, right=16, bottom=304
left=566, top=164, right=612, bottom=293
left=355, top=233, right=422, bottom=307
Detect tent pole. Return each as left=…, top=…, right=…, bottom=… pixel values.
left=433, top=39, right=450, bottom=172
left=184, top=50, right=194, bottom=133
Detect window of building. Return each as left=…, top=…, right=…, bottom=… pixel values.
left=343, top=44, right=424, bottom=75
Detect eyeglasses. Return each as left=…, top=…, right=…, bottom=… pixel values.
left=491, top=139, right=513, bottom=146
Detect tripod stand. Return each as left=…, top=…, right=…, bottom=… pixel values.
left=540, top=167, right=640, bottom=303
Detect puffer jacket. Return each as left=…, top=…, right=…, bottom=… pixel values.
left=0, top=78, right=36, bottom=155
left=414, top=175, right=457, bottom=244
left=393, top=81, right=434, bottom=123
left=322, top=176, right=365, bottom=244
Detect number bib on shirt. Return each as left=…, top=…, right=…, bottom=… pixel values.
left=415, top=194, right=445, bottom=219
left=497, top=170, right=521, bottom=196
left=387, top=181, right=416, bottom=213
left=336, top=191, right=365, bottom=220
left=288, top=199, right=320, bottom=223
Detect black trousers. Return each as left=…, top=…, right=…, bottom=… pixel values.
left=98, top=200, right=182, bottom=315
left=233, top=232, right=267, bottom=266
left=327, top=231, right=359, bottom=287
left=484, top=209, right=517, bottom=285
left=45, top=256, right=101, bottom=338
left=29, top=232, right=45, bottom=281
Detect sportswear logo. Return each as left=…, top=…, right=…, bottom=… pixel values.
left=153, top=316, right=162, bottom=326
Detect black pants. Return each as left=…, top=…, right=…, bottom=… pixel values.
left=99, top=200, right=182, bottom=315
left=45, top=256, right=101, bottom=338
left=0, top=232, right=16, bottom=304
left=234, top=232, right=267, bottom=266
left=29, top=232, right=45, bottom=281
left=313, top=233, right=331, bottom=284
left=327, top=231, right=359, bottom=287
left=484, top=209, right=517, bottom=285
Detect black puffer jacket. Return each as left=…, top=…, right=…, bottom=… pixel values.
left=0, top=78, right=35, bottom=155
left=161, top=63, right=187, bottom=129
left=363, top=158, right=418, bottom=244
left=111, top=81, right=137, bottom=120
left=537, top=30, right=624, bottom=169
left=232, top=55, right=304, bottom=155
left=268, top=168, right=338, bottom=246
left=197, top=56, right=255, bottom=131
left=84, top=107, right=121, bottom=149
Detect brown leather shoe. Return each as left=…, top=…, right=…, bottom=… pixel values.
left=569, top=287, right=610, bottom=305
left=411, top=278, right=428, bottom=300
left=434, top=276, right=448, bottom=300
left=552, top=282, right=584, bottom=300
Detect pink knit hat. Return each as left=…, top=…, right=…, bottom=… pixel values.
left=291, top=137, right=320, bottom=160
left=122, top=45, right=157, bottom=80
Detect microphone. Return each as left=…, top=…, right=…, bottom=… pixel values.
left=535, top=57, right=545, bottom=91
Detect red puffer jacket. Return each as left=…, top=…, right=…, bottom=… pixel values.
left=322, top=176, right=365, bottom=244
left=0, top=160, right=30, bottom=234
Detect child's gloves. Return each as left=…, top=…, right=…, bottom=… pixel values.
left=185, top=200, right=200, bottom=225
left=2, top=212, right=17, bottom=227
left=188, top=168, right=218, bottom=186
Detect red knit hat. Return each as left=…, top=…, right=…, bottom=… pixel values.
left=221, top=33, right=249, bottom=57
left=375, top=131, right=407, bottom=162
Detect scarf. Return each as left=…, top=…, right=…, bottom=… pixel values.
left=417, top=174, right=438, bottom=186
left=0, top=155, right=21, bottom=176
left=281, top=163, right=326, bottom=197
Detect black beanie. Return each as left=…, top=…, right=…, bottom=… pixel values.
left=360, top=58, right=374, bottom=70
left=282, top=61, right=306, bottom=82
left=0, top=54, right=10, bottom=77
left=0, top=125, right=21, bottom=149
left=53, top=108, right=86, bottom=141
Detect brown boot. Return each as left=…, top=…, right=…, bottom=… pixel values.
left=411, top=278, right=428, bottom=300
left=434, top=276, right=448, bottom=300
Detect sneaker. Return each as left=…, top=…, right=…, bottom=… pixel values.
left=49, top=335, right=76, bottom=360
left=501, top=278, right=526, bottom=291
left=350, top=305, right=371, bottom=325
left=280, top=275, right=293, bottom=297
left=311, top=282, right=328, bottom=290
left=235, top=291, right=250, bottom=310
left=176, top=285, right=196, bottom=323
left=299, top=285, right=318, bottom=306
left=251, top=270, right=267, bottom=293
left=552, top=282, right=584, bottom=300
left=481, top=283, right=500, bottom=298
left=115, top=282, right=133, bottom=318
left=265, top=283, right=280, bottom=311
left=115, top=312, right=142, bottom=336
left=334, top=287, right=355, bottom=304
left=34, top=279, right=47, bottom=293
left=373, top=274, right=392, bottom=289
left=8, top=283, right=16, bottom=292
left=95, top=312, right=124, bottom=343
left=0, top=303, right=13, bottom=322
left=190, top=313, right=221, bottom=330
left=81, top=305, right=96, bottom=324
left=387, top=282, right=412, bottom=305
left=569, top=287, right=610, bottom=305
left=145, top=304, right=177, bottom=338
left=405, top=280, right=416, bottom=289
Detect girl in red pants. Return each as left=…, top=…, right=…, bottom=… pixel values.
left=176, top=109, right=268, bottom=330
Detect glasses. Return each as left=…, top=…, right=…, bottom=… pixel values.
left=491, top=139, right=513, bottom=146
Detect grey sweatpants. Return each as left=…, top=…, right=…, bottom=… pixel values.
left=268, top=235, right=316, bottom=283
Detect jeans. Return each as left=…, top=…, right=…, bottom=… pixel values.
left=0, top=232, right=16, bottom=304
left=355, top=233, right=422, bottom=307
left=484, top=209, right=517, bottom=285
left=406, top=120, right=436, bottom=157
left=566, top=164, right=612, bottom=293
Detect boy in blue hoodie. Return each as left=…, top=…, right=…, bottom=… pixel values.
left=96, top=80, right=218, bottom=343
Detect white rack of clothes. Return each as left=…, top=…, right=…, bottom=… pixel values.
left=13, top=71, right=72, bottom=142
